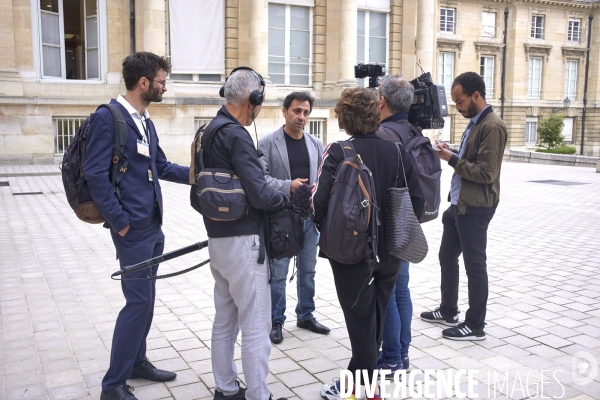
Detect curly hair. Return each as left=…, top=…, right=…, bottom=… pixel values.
left=334, top=87, right=380, bottom=135
left=452, top=72, right=486, bottom=100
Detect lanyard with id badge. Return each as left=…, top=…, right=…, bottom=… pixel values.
left=137, top=117, right=153, bottom=182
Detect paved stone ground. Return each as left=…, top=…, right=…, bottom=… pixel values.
left=0, top=161, right=599, bottom=400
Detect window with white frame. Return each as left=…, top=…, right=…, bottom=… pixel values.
left=531, top=15, right=545, bottom=39
left=568, top=18, right=581, bottom=43
left=194, top=117, right=213, bottom=132
left=565, top=60, right=578, bottom=101
left=53, top=117, right=86, bottom=154
left=525, top=118, right=538, bottom=143
left=440, top=8, right=455, bottom=33
left=528, top=57, right=542, bottom=99
left=38, top=0, right=101, bottom=79
left=268, top=3, right=312, bottom=86
left=167, top=0, right=224, bottom=82
left=482, top=12, right=496, bottom=37
left=308, top=119, right=326, bottom=142
left=438, top=52, right=455, bottom=97
left=357, top=9, right=388, bottom=87
left=480, top=56, right=494, bottom=98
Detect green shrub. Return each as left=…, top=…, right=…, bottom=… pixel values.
left=535, top=145, right=577, bottom=154
left=537, top=114, right=565, bottom=149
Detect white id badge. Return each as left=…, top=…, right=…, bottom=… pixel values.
left=137, top=140, right=150, bottom=158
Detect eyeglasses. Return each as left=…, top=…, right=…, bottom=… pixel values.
left=151, top=79, right=167, bottom=88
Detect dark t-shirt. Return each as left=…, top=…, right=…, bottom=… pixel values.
left=284, top=131, right=311, bottom=181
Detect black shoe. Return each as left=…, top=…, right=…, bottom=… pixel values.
left=420, top=307, right=459, bottom=326
left=297, top=318, right=330, bottom=334
left=269, top=395, right=288, bottom=400
left=130, top=360, right=176, bottom=382
left=270, top=322, right=283, bottom=344
left=214, top=382, right=247, bottom=400
left=100, top=384, right=137, bottom=400
left=442, top=322, right=486, bottom=341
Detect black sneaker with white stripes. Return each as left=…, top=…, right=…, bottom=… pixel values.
left=442, top=322, right=486, bottom=341
left=420, top=307, right=459, bottom=326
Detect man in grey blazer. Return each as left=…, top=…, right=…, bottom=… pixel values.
left=258, top=92, right=330, bottom=344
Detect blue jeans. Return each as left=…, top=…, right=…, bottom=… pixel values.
left=381, top=261, right=412, bottom=364
left=270, top=214, right=319, bottom=324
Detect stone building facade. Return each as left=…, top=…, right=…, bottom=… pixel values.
left=0, top=0, right=599, bottom=165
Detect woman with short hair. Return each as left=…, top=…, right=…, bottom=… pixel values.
left=313, top=87, right=424, bottom=400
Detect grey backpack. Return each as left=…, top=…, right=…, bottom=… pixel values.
left=318, top=141, right=379, bottom=265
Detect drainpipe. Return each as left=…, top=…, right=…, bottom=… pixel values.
left=500, top=9, right=508, bottom=120
left=129, top=0, right=136, bottom=55
left=581, top=14, right=593, bottom=156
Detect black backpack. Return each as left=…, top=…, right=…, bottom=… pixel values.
left=61, top=104, right=128, bottom=224
left=188, top=119, right=238, bottom=217
left=318, top=141, right=378, bottom=265
left=189, top=120, right=304, bottom=262
left=379, top=120, right=442, bottom=223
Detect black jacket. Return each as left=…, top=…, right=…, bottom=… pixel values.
left=202, top=106, right=285, bottom=238
left=312, top=134, right=425, bottom=262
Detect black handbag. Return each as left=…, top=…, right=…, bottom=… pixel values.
left=267, top=202, right=305, bottom=260
left=386, top=143, right=428, bottom=263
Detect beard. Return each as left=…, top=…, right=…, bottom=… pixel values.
left=463, top=99, right=478, bottom=119
left=142, top=84, right=163, bottom=103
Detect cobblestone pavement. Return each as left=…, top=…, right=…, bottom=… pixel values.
left=1, top=161, right=599, bottom=400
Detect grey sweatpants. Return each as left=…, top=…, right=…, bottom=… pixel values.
left=208, top=234, right=272, bottom=400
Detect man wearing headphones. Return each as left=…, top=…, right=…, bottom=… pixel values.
left=204, top=67, right=287, bottom=400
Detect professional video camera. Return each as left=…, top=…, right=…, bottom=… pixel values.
left=355, top=63, right=386, bottom=89
left=354, top=62, right=448, bottom=130
left=408, top=71, right=448, bottom=130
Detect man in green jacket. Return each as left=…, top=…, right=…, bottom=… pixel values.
left=420, top=72, right=507, bottom=341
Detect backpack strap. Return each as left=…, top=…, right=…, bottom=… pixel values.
left=398, top=119, right=424, bottom=139
left=338, top=140, right=356, bottom=158
left=200, top=120, right=236, bottom=169
left=97, top=104, right=128, bottom=200
left=380, top=120, right=422, bottom=145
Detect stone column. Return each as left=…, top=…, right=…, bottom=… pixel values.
left=336, top=0, right=358, bottom=87
left=225, top=0, right=239, bottom=74
left=415, top=0, right=435, bottom=72
left=312, top=0, right=327, bottom=90
left=142, top=0, right=166, bottom=56
left=0, top=0, right=16, bottom=70
left=0, top=0, right=23, bottom=96
left=248, top=0, right=270, bottom=82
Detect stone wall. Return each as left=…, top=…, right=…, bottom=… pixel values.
left=2, top=0, right=600, bottom=164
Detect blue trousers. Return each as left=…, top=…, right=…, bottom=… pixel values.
left=270, top=214, right=319, bottom=324
left=102, top=216, right=164, bottom=391
left=381, top=261, right=412, bottom=364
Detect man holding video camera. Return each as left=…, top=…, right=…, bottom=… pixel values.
left=374, top=74, right=419, bottom=376
left=204, top=67, right=287, bottom=400
left=258, top=91, right=329, bottom=345
left=421, top=72, right=507, bottom=341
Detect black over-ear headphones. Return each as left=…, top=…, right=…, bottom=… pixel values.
left=219, top=66, right=266, bottom=106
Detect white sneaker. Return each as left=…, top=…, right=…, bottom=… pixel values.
left=320, top=378, right=356, bottom=400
